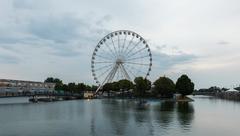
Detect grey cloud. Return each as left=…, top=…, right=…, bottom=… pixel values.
left=0, top=9, right=111, bottom=57
left=13, top=0, right=32, bottom=9
left=0, top=54, right=20, bottom=64
left=49, top=44, right=81, bottom=57
left=28, top=16, right=81, bottom=43
left=217, top=41, right=230, bottom=45
left=152, top=51, right=197, bottom=70
left=155, top=44, right=167, bottom=50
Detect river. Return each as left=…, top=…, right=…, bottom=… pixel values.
left=0, top=96, right=239, bottom=136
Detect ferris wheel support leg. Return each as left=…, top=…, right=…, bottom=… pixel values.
left=95, top=64, right=118, bottom=94
left=107, top=64, right=119, bottom=83
left=120, top=64, right=131, bottom=80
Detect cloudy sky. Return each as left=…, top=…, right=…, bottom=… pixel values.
left=0, top=0, right=239, bottom=89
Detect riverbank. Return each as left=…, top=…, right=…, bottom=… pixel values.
left=194, top=91, right=240, bottom=101
left=161, top=96, right=194, bottom=102
left=29, top=95, right=83, bottom=103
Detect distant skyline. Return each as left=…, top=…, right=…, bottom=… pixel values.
left=0, top=0, right=240, bottom=89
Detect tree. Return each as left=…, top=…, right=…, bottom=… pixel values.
left=118, top=79, right=134, bottom=91
left=176, top=74, right=194, bottom=96
left=44, top=77, right=63, bottom=91
left=44, top=77, right=54, bottom=83
left=102, top=83, right=113, bottom=92
left=68, top=82, right=76, bottom=93
left=153, top=76, right=175, bottom=98
left=111, top=82, right=120, bottom=92
left=91, top=85, right=98, bottom=92
left=235, top=86, right=240, bottom=91
left=134, top=77, right=151, bottom=97
left=85, top=85, right=92, bottom=91
left=62, top=84, right=69, bottom=92
left=76, top=83, right=86, bottom=94
left=102, top=83, right=113, bottom=97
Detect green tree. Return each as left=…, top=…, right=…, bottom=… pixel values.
left=111, top=82, right=120, bottom=92
left=176, top=74, right=194, bottom=96
left=134, top=77, right=151, bottom=97
left=62, top=84, right=69, bottom=92
left=153, top=76, right=175, bottom=98
left=85, top=85, right=92, bottom=91
left=76, top=83, right=86, bottom=94
left=44, top=77, right=54, bottom=83
left=44, top=77, right=63, bottom=91
left=235, top=86, right=240, bottom=91
left=68, top=82, right=76, bottom=93
left=102, top=83, right=113, bottom=97
left=102, top=83, right=113, bottom=92
left=118, top=79, right=134, bottom=91
left=91, top=85, right=98, bottom=92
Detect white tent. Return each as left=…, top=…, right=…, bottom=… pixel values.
left=226, top=88, right=239, bottom=92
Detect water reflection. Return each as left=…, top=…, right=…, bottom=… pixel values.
left=8, top=97, right=239, bottom=136
left=100, top=100, right=196, bottom=135
left=90, top=103, right=96, bottom=136
left=102, top=99, right=131, bottom=136
left=154, top=102, right=175, bottom=128
left=177, top=102, right=194, bottom=130
left=158, top=101, right=175, bottom=111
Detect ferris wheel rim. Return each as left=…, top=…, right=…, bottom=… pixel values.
left=91, top=30, right=152, bottom=85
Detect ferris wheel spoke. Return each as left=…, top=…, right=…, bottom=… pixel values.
left=97, top=66, right=114, bottom=79
left=107, top=64, right=119, bottom=83
left=119, top=65, right=125, bottom=80
left=125, top=55, right=150, bottom=61
left=124, top=64, right=143, bottom=78
left=120, top=64, right=131, bottom=80
left=100, top=46, right=115, bottom=59
left=122, top=36, right=134, bottom=57
left=123, top=64, right=137, bottom=79
left=124, top=64, right=147, bottom=75
left=94, top=61, right=114, bottom=64
left=110, top=36, right=119, bottom=57
left=120, top=34, right=127, bottom=55
left=116, top=68, right=121, bottom=81
left=95, top=54, right=113, bottom=61
left=117, top=34, right=121, bottom=57
left=126, top=47, right=147, bottom=58
left=124, top=61, right=150, bottom=66
left=94, top=64, right=113, bottom=71
left=125, top=40, right=142, bottom=57
left=104, top=42, right=117, bottom=58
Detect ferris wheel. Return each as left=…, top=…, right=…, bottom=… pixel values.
left=91, top=30, right=152, bottom=93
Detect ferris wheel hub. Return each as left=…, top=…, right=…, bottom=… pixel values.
left=116, top=58, right=123, bottom=64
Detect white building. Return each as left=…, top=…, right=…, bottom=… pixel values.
left=0, top=79, right=55, bottom=94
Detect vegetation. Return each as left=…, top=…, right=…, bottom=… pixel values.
left=153, top=76, right=175, bottom=98
left=102, top=80, right=134, bottom=92
left=134, top=77, right=151, bottom=97
left=119, top=79, right=134, bottom=91
left=235, top=86, right=240, bottom=91
left=45, top=74, right=195, bottom=99
left=176, top=75, right=194, bottom=96
left=44, top=77, right=63, bottom=91
left=44, top=77, right=95, bottom=94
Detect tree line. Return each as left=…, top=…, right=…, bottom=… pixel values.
left=45, top=74, right=194, bottom=98
left=103, top=74, right=194, bottom=98
left=44, top=77, right=97, bottom=94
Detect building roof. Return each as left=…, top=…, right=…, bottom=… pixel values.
left=0, top=79, right=55, bottom=85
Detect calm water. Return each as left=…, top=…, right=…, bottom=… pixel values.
left=0, top=96, right=240, bottom=136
